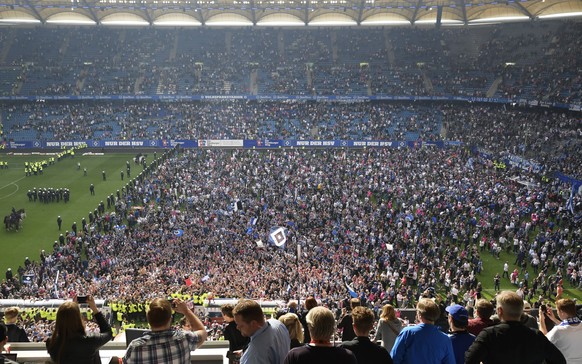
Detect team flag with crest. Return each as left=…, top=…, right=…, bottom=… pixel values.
left=269, top=227, right=287, bottom=248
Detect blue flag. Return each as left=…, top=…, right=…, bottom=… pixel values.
left=345, top=281, right=358, bottom=298
left=566, top=184, right=575, bottom=214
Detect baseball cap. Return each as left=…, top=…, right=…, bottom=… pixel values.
left=446, top=304, right=469, bottom=324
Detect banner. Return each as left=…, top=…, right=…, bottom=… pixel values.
left=5, top=139, right=462, bottom=150
left=0, top=94, right=579, bottom=111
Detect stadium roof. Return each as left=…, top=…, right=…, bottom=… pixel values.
left=0, top=0, right=580, bottom=26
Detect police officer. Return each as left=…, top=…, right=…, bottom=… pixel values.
left=90, top=184, right=95, bottom=196
left=57, top=216, right=62, bottom=231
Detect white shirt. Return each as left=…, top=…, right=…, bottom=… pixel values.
left=546, top=322, right=582, bottom=364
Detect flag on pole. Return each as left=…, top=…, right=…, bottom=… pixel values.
left=566, top=184, right=575, bottom=214
left=269, top=227, right=287, bottom=248
left=345, top=280, right=358, bottom=298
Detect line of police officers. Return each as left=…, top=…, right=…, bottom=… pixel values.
left=27, top=188, right=70, bottom=203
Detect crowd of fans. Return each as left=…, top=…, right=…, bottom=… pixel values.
left=3, top=101, right=580, bottom=179
left=1, top=146, right=580, bottom=343
left=0, top=20, right=580, bottom=103
left=0, top=19, right=580, bottom=362
left=2, top=101, right=445, bottom=141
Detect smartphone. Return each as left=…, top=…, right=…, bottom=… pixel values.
left=77, top=296, right=88, bottom=304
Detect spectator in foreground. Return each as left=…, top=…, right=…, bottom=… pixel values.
left=1, top=324, right=19, bottom=364
left=374, top=303, right=402, bottom=352
left=520, top=301, right=538, bottom=330
left=341, top=306, right=393, bottom=364
left=278, top=313, right=304, bottom=349
left=221, top=303, right=249, bottom=363
left=467, top=299, right=494, bottom=336
left=122, top=298, right=207, bottom=364
left=337, top=298, right=360, bottom=341
left=390, top=298, right=455, bottom=364
left=465, top=291, right=565, bottom=364
left=233, top=299, right=290, bottom=364
left=300, top=297, right=318, bottom=344
left=3, top=307, right=29, bottom=342
left=46, top=295, right=113, bottom=364
left=445, top=304, right=475, bottom=364
left=284, top=306, right=356, bottom=364
left=539, top=298, right=582, bottom=362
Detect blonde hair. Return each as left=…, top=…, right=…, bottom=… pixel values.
left=279, top=313, right=304, bottom=343
left=496, top=291, right=523, bottom=321
left=4, top=307, right=19, bottom=322
left=380, top=304, right=396, bottom=321
left=416, top=298, right=440, bottom=322
left=306, top=306, right=335, bottom=342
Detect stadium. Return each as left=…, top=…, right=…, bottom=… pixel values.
left=0, top=0, right=581, bottom=361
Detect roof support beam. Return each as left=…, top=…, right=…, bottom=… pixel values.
left=514, top=2, right=534, bottom=19
left=304, top=0, right=309, bottom=25
left=458, top=0, right=467, bottom=25
left=410, top=0, right=424, bottom=24
left=81, top=0, right=99, bottom=24
left=357, top=0, right=365, bottom=25
left=142, top=8, right=152, bottom=24
left=194, top=0, right=206, bottom=25
left=250, top=0, right=257, bottom=25
left=24, top=0, right=44, bottom=23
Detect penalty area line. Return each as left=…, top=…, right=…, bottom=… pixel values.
left=0, top=176, right=25, bottom=200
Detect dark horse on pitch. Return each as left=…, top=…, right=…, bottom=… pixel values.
left=4, top=208, right=25, bottom=231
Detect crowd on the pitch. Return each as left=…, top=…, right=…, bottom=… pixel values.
left=2, top=148, right=579, bottom=309
left=0, top=146, right=579, bottom=345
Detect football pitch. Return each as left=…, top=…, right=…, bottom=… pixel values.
left=0, top=152, right=142, bottom=276
left=0, top=151, right=580, bottom=302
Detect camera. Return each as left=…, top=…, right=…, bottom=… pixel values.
left=540, top=304, right=547, bottom=315
left=167, top=297, right=176, bottom=307
left=77, top=296, right=88, bottom=304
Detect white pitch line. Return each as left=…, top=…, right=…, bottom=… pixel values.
left=0, top=176, right=25, bottom=200
left=0, top=176, right=26, bottom=190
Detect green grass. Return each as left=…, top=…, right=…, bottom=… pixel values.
left=0, top=152, right=142, bottom=275
left=473, top=248, right=582, bottom=303
left=0, top=151, right=580, bottom=303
